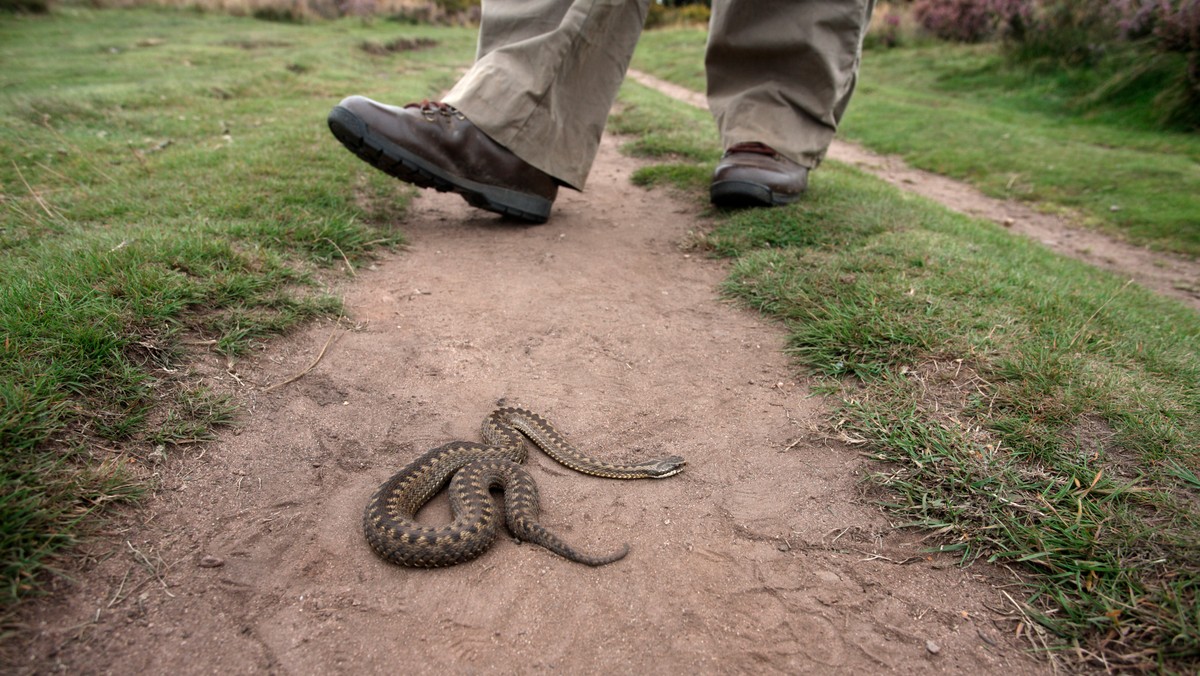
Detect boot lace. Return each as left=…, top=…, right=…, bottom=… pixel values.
left=406, top=99, right=466, bottom=121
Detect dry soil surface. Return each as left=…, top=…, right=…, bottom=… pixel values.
left=7, top=129, right=1059, bottom=674
left=17, top=70, right=1198, bottom=674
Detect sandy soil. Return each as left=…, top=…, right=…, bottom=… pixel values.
left=31, top=65, right=1200, bottom=672
left=6, top=128, right=1058, bottom=674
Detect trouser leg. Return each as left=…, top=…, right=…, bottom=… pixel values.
left=706, top=0, right=876, bottom=169
left=443, top=0, right=651, bottom=190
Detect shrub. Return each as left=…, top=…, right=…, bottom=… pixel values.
left=865, top=1, right=920, bottom=49
left=912, top=0, right=996, bottom=42
left=992, top=0, right=1200, bottom=128
left=645, top=1, right=710, bottom=29
left=431, top=0, right=475, bottom=12
left=1152, top=0, right=1200, bottom=56
left=338, top=0, right=375, bottom=17
left=252, top=3, right=308, bottom=22
left=985, top=0, right=1033, bottom=40
left=991, top=0, right=1118, bottom=64
left=678, top=3, right=709, bottom=24
left=1, top=0, right=51, bottom=12
left=1114, top=0, right=1200, bottom=128
left=385, top=0, right=478, bottom=25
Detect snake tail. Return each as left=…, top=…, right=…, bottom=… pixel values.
left=501, top=468, right=630, bottom=567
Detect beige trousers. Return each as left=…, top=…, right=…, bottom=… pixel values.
left=443, top=0, right=875, bottom=190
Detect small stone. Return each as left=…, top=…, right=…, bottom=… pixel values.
left=926, top=639, right=941, bottom=655
left=198, top=555, right=224, bottom=568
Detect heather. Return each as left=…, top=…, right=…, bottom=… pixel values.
left=907, top=0, right=1200, bottom=129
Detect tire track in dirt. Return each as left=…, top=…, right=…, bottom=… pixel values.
left=11, top=134, right=1046, bottom=673
left=627, top=69, right=1200, bottom=312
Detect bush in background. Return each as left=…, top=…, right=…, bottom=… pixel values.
left=988, top=0, right=1200, bottom=129
left=865, top=1, right=925, bottom=48
left=377, top=0, right=478, bottom=25
left=59, top=0, right=479, bottom=24
left=873, top=0, right=1198, bottom=129
left=1, top=0, right=51, bottom=12
left=989, top=0, right=1117, bottom=64
left=912, top=0, right=996, bottom=41
left=645, top=0, right=710, bottom=29
left=1108, top=0, right=1200, bottom=128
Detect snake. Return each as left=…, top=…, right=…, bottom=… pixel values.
left=363, top=406, right=686, bottom=568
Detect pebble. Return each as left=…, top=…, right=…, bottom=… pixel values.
left=198, top=555, right=224, bottom=568
left=926, top=639, right=941, bottom=655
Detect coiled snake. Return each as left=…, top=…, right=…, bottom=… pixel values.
left=363, top=406, right=686, bottom=567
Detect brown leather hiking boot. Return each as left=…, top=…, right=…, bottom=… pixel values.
left=328, top=96, right=558, bottom=224
left=710, top=142, right=809, bottom=208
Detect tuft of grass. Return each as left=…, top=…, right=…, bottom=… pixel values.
left=616, top=78, right=1200, bottom=668
left=3, top=441, right=143, bottom=602
left=145, top=386, right=237, bottom=446
left=0, top=7, right=477, bottom=606
left=630, top=163, right=711, bottom=195
left=609, top=82, right=719, bottom=163
left=631, top=25, right=708, bottom=91
left=631, top=29, right=1200, bottom=258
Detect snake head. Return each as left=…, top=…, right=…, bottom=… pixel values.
left=644, top=455, right=686, bottom=478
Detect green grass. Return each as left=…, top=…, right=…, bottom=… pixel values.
left=0, top=7, right=476, bottom=605
left=613, top=79, right=1200, bottom=669
left=631, top=29, right=1200, bottom=257
left=5, top=10, right=1199, bottom=670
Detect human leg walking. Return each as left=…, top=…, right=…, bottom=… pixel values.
left=328, top=0, right=875, bottom=221
left=328, top=0, right=648, bottom=223
left=707, top=0, right=876, bottom=206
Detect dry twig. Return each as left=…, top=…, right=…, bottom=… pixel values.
left=126, top=540, right=175, bottom=599
left=1000, top=589, right=1060, bottom=674
left=323, top=237, right=356, bottom=278
left=11, top=160, right=61, bottom=220
left=262, top=318, right=344, bottom=392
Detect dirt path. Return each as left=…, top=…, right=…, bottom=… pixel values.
left=9, top=132, right=1049, bottom=673
left=628, top=70, right=1200, bottom=313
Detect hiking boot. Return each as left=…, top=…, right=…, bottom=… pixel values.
left=710, top=142, right=808, bottom=208
left=328, top=96, right=558, bottom=224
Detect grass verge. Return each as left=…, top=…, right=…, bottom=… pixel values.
left=631, top=28, right=1200, bottom=258
left=1, top=7, right=475, bottom=606
left=613, top=79, right=1200, bottom=670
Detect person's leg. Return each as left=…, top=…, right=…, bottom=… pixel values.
left=444, top=0, right=650, bottom=190
left=706, top=0, right=875, bottom=206
left=328, top=0, right=648, bottom=223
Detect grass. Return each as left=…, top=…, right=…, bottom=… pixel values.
left=4, top=7, right=1199, bottom=669
left=631, top=29, right=1200, bottom=258
left=612, top=79, right=1200, bottom=669
left=0, top=6, right=477, bottom=605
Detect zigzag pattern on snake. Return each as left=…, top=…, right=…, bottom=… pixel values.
left=363, top=406, right=686, bottom=568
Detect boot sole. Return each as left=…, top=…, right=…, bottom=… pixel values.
left=710, top=180, right=802, bottom=208
left=327, top=105, right=552, bottom=224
